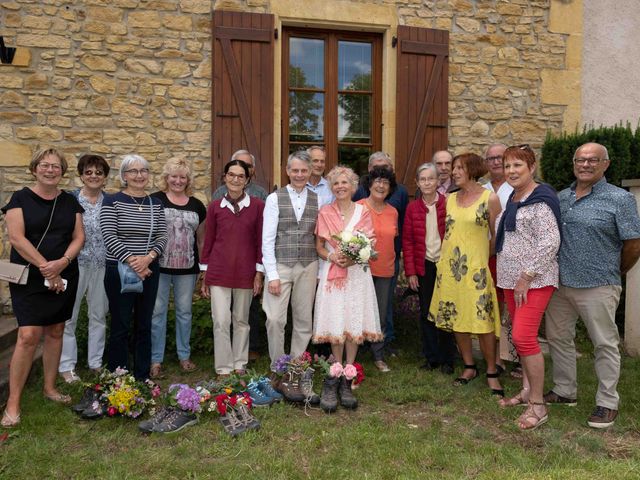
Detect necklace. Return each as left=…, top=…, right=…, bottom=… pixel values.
left=129, top=194, right=146, bottom=211
left=339, top=203, right=354, bottom=219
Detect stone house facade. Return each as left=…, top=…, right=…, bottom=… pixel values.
left=0, top=0, right=611, bottom=308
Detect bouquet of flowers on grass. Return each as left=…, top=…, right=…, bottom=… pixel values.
left=167, top=384, right=203, bottom=414
left=331, top=229, right=377, bottom=270
left=98, top=367, right=161, bottom=418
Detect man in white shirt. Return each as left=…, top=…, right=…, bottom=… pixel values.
left=306, top=145, right=334, bottom=207
left=483, top=143, right=513, bottom=209
left=262, top=151, right=319, bottom=378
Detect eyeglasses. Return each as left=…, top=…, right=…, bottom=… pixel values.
left=516, top=144, right=532, bottom=150
left=485, top=155, right=503, bottom=163
left=226, top=172, right=247, bottom=181
left=83, top=169, right=105, bottom=177
left=38, top=163, right=62, bottom=171
left=372, top=178, right=390, bottom=186
left=124, top=168, right=150, bottom=176
left=573, top=157, right=604, bottom=166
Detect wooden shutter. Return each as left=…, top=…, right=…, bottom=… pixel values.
left=213, top=11, right=274, bottom=190
left=395, top=26, right=448, bottom=191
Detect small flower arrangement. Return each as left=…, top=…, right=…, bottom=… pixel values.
left=98, top=367, right=159, bottom=418
left=167, top=384, right=202, bottom=414
left=274, top=351, right=314, bottom=375
left=331, top=230, right=378, bottom=269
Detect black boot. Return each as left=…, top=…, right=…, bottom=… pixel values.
left=338, top=376, right=358, bottom=410
left=72, top=387, right=99, bottom=414
left=319, top=376, right=340, bottom=413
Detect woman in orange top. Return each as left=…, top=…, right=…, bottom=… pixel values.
left=357, top=166, right=398, bottom=372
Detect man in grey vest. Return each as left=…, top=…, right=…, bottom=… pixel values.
left=262, top=151, right=319, bottom=382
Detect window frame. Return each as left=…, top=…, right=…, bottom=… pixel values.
left=282, top=27, right=383, bottom=183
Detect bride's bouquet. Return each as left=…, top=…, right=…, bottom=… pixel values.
left=332, top=230, right=377, bottom=270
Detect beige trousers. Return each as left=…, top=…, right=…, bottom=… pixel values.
left=209, top=286, right=253, bottom=374
left=263, top=261, right=318, bottom=370
left=545, top=285, right=622, bottom=409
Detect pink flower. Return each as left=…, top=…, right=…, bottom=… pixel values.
left=343, top=364, right=357, bottom=380
left=329, top=362, right=343, bottom=378
left=107, top=406, right=117, bottom=417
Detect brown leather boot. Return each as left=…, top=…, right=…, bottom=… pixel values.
left=276, top=371, right=305, bottom=403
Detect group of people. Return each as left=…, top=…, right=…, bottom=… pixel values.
left=2, top=141, right=639, bottom=432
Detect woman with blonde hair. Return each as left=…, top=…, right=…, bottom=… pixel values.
left=313, top=165, right=382, bottom=412
left=150, top=157, right=206, bottom=377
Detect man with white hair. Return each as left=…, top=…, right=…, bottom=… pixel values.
left=306, top=145, right=334, bottom=207
left=545, top=142, right=640, bottom=428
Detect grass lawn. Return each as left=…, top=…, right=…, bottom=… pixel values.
left=2, top=338, right=640, bottom=480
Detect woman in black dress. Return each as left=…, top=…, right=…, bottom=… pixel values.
left=1, top=148, right=85, bottom=427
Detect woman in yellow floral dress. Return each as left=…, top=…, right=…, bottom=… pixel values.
left=428, top=153, right=503, bottom=395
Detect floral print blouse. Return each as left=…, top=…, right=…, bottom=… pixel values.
left=72, top=189, right=106, bottom=268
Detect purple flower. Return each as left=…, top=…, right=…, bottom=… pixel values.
left=171, top=384, right=202, bottom=413
left=274, top=354, right=292, bottom=374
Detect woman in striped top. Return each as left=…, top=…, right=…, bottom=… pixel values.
left=100, top=154, right=167, bottom=380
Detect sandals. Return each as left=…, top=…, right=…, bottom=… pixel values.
left=498, top=389, right=529, bottom=408
left=486, top=371, right=505, bottom=397
left=518, top=401, right=548, bottom=431
left=180, top=359, right=197, bottom=372
left=453, top=364, right=478, bottom=386
left=43, top=392, right=72, bottom=404
left=510, top=364, right=524, bottom=379
left=1, top=409, right=20, bottom=428
left=149, top=363, right=164, bottom=379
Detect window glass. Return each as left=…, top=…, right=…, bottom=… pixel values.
left=289, top=37, right=324, bottom=89
left=289, top=92, right=324, bottom=143
left=338, top=146, right=371, bottom=176
left=338, top=94, right=371, bottom=144
left=338, top=41, right=372, bottom=91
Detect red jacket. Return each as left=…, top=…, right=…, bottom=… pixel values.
left=402, top=193, right=446, bottom=277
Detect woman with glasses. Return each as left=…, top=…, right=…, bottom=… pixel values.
left=356, top=166, right=398, bottom=373
left=201, top=159, right=264, bottom=377
left=149, top=157, right=206, bottom=378
left=1, top=148, right=85, bottom=427
left=495, top=145, right=560, bottom=430
left=59, top=154, right=111, bottom=384
left=100, top=154, right=167, bottom=380
left=403, top=163, right=456, bottom=374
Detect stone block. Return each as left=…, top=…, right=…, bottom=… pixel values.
left=22, top=15, right=52, bottom=30
left=163, top=15, right=193, bottom=31
left=456, top=17, right=480, bottom=33
left=27, top=96, right=58, bottom=110
left=168, top=86, right=209, bottom=101
left=16, top=126, right=62, bottom=142
left=89, top=76, right=117, bottom=94
left=87, top=6, right=124, bottom=22
left=0, top=91, right=25, bottom=107
left=0, top=142, right=31, bottom=167
left=491, top=122, right=510, bottom=138
left=65, top=131, right=103, bottom=143
left=180, top=0, right=211, bottom=14
left=24, top=73, right=48, bottom=90
left=0, top=112, right=32, bottom=124
left=0, top=75, right=23, bottom=89
left=81, top=55, right=117, bottom=72
left=157, top=129, right=185, bottom=143
left=128, top=11, right=162, bottom=29
left=163, top=60, right=191, bottom=78
left=124, top=58, right=162, bottom=74
left=49, top=116, right=73, bottom=128
left=103, top=129, right=135, bottom=145
left=17, top=34, right=71, bottom=49
left=112, top=99, right=145, bottom=118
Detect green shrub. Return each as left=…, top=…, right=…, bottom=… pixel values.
left=541, top=123, right=640, bottom=190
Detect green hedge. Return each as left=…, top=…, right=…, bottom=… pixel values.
left=541, top=123, right=640, bottom=190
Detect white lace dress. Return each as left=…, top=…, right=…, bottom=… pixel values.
left=312, top=204, right=383, bottom=345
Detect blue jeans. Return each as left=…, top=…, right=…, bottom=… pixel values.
left=384, top=257, right=400, bottom=344
left=105, top=261, right=159, bottom=380
left=151, top=272, right=198, bottom=363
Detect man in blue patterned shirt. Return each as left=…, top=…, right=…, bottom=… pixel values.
left=544, top=142, right=640, bottom=429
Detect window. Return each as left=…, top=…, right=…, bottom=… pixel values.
left=282, top=29, right=382, bottom=178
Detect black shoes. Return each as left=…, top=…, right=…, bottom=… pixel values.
left=320, top=376, right=340, bottom=413
left=338, top=377, right=358, bottom=410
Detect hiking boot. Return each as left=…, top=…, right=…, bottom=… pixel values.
left=81, top=398, right=108, bottom=420
left=587, top=406, right=618, bottom=429
left=246, top=380, right=275, bottom=407
left=72, top=387, right=99, bottom=414
left=219, top=408, right=247, bottom=437
left=338, top=376, right=358, bottom=410
left=153, top=408, right=198, bottom=433
left=319, top=376, right=340, bottom=413
left=234, top=402, right=261, bottom=431
left=258, top=376, right=283, bottom=402
left=138, top=407, right=172, bottom=433
left=543, top=390, right=577, bottom=406
left=276, top=371, right=305, bottom=403
left=300, top=367, right=320, bottom=406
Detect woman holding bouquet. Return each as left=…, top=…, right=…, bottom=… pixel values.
left=313, top=165, right=382, bottom=412
left=357, top=166, right=398, bottom=373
